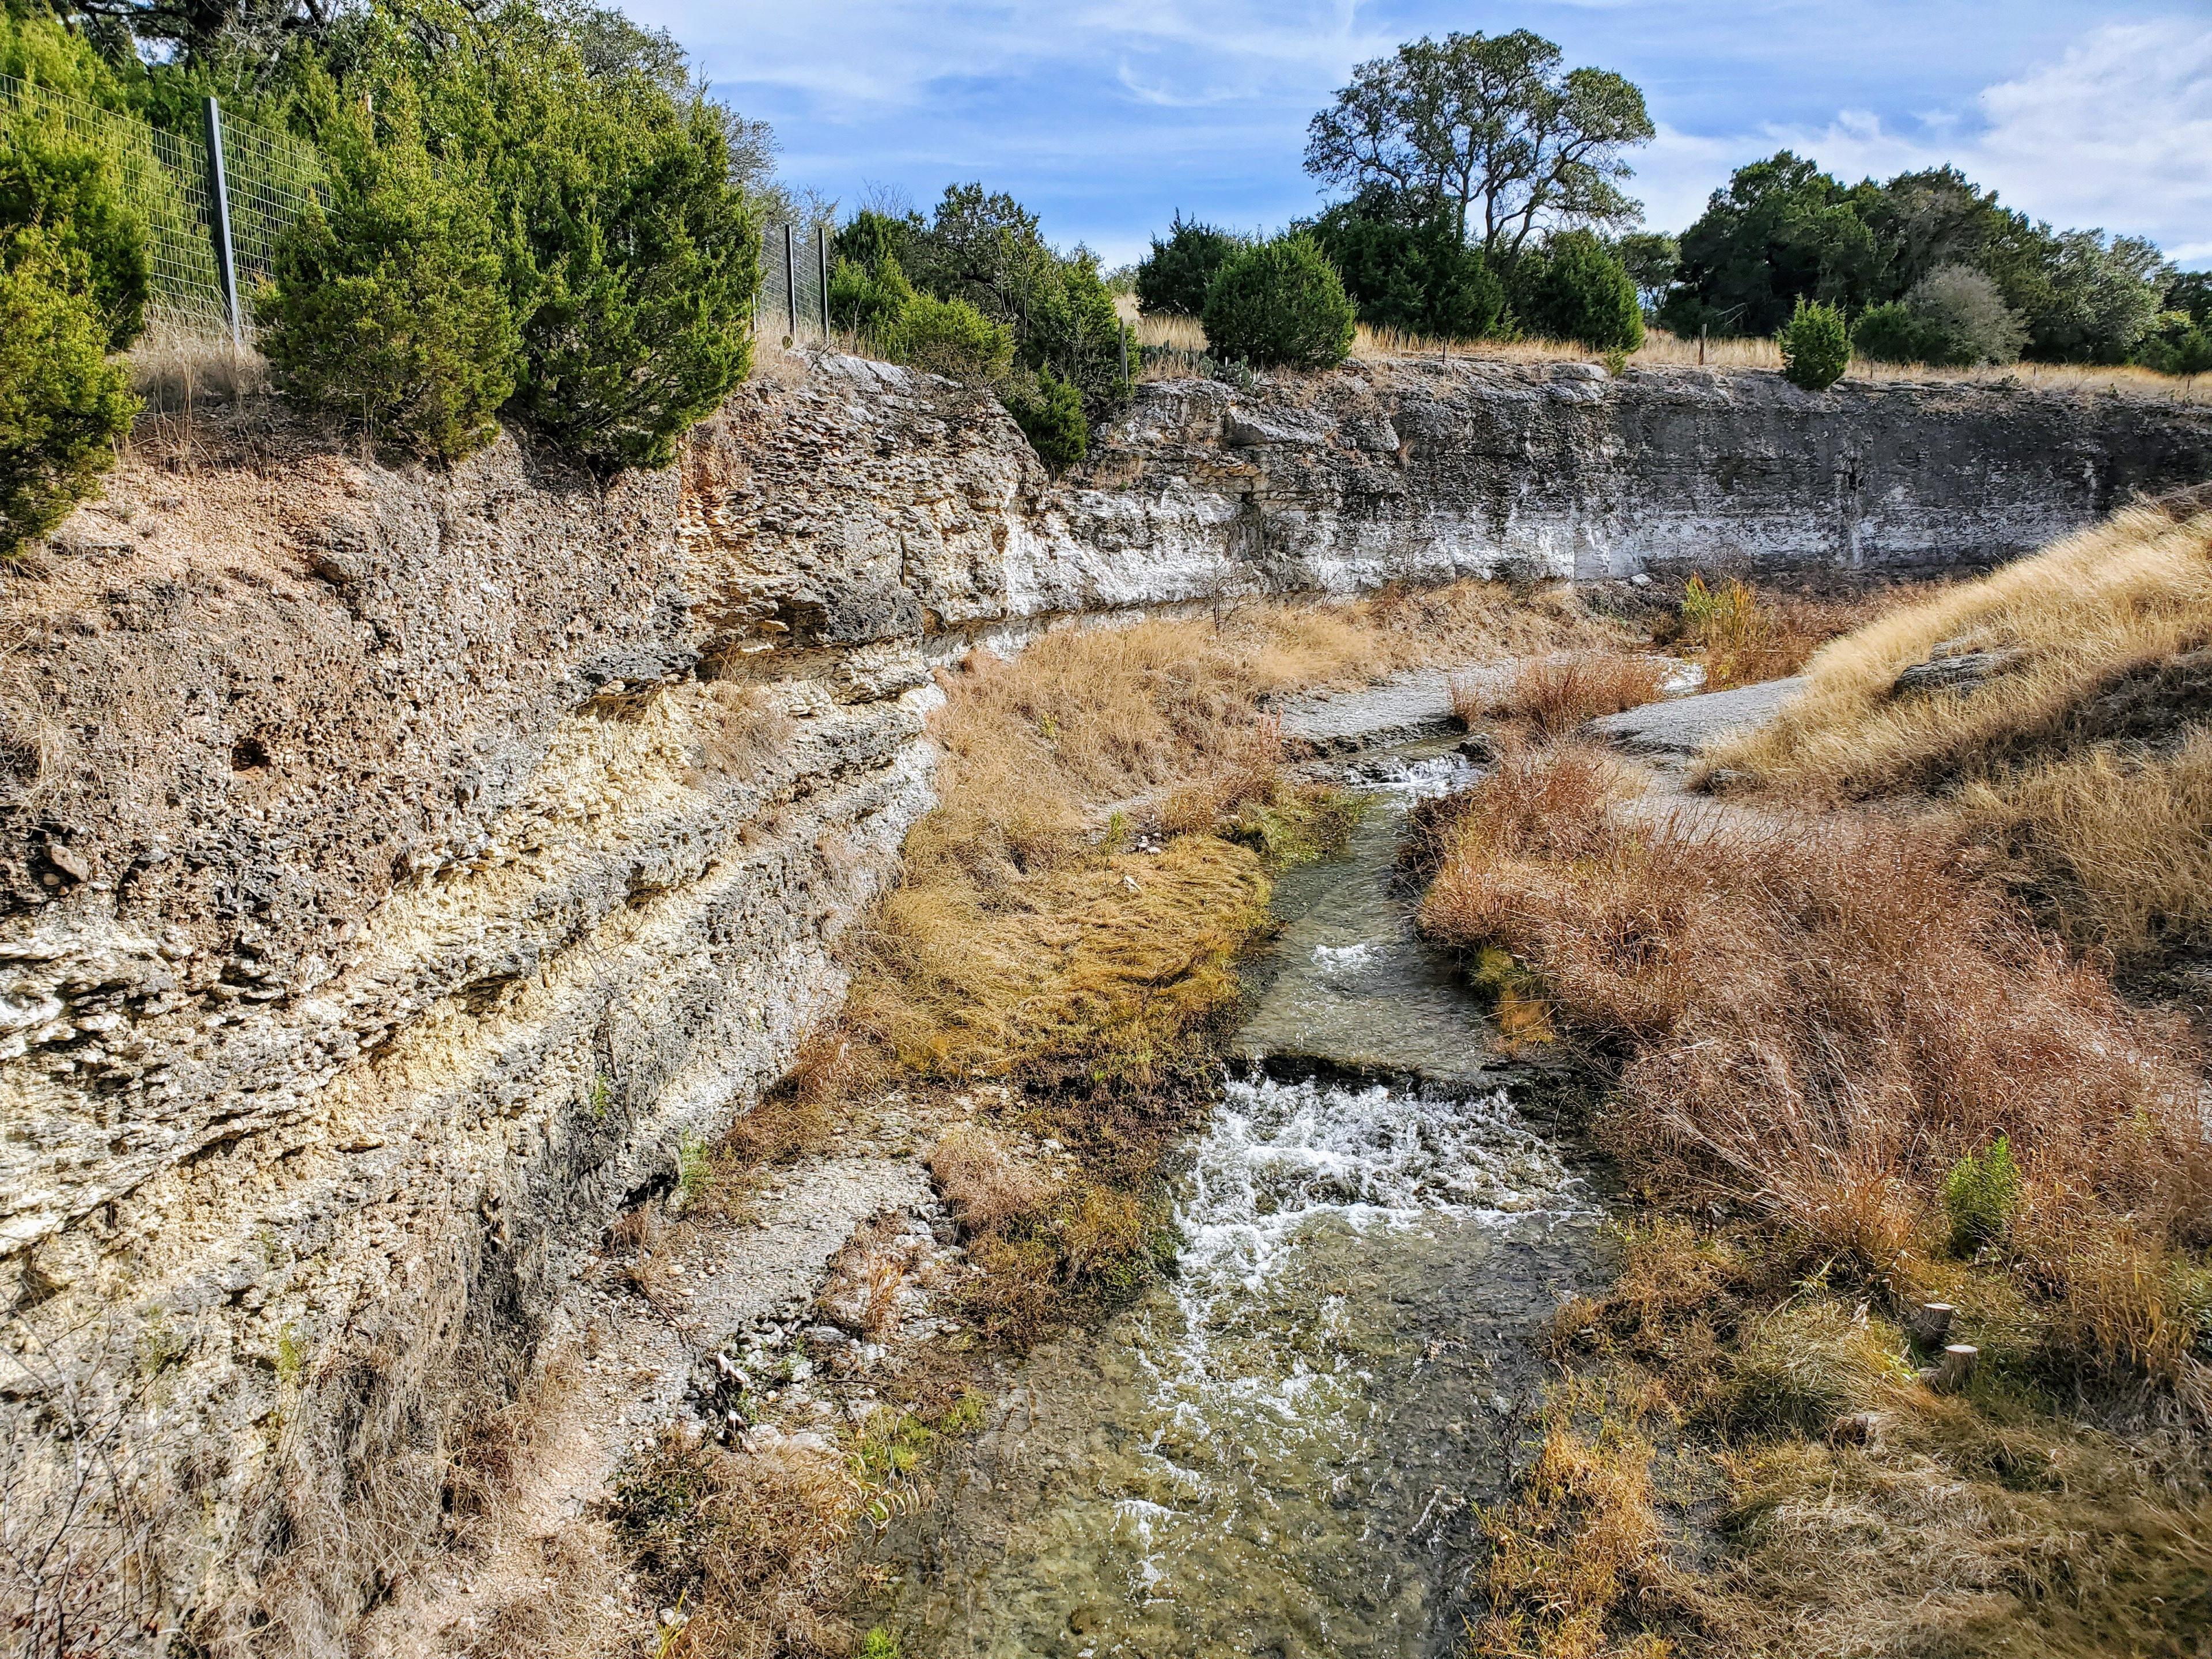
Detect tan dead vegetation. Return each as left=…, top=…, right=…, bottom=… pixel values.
left=1120, top=305, right=2212, bottom=403
left=843, top=582, right=1620, bottom=1089
left=1528, top=1221, right=2212, bottom=1659
left=1708, top=499, right=2212, bottom=965
left=1460, top=652, right=1670, bottom=738
left=687, top=682, right=796, bottom=785
left=1650, top=574, right=1927, bottom=692
left=1419, top=748, right=2210, bottom=1389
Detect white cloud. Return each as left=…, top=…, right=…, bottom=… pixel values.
left=1759, top=18, right=2212, bottom=262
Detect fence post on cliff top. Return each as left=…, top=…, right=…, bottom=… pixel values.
left=782, top=224, right=798, bottom=342
left=817, top=225, right=830, bottom=341
left=202, top=96, right=241, bottom=347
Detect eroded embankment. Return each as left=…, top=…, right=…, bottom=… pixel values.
left=5, top=350, right=2209, bottom=1656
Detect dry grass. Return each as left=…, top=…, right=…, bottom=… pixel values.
left=1120, top=305, right=2212, bottom=402
left=926, top=1124, right=1059, bottom=1237
left=1708, top=499, right=2212, bottom=964
left=1461, top=653, right=1669, bottom=737
left=1471, top=1387, right=1690, bottom=1659
left=1418, top=748, right=2211, bottom=1388
left=1539, top=1221, right=2212, bottom=1659
left=847, top=582, right=1618, bottom=1086
left=608, top=1430, right=858, bottom=1659
left=1654, top=575, right=1925, bottom=692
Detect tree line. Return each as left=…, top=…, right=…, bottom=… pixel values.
left=1131, top=28, right=2211, bottom=387
left=2, top=0, right=777, bottom=556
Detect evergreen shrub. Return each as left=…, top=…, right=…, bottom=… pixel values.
left=0, top=240, right=137, bottom=556
left=1200, top=234, right=1355, bottom=369
left=1514, top=229, right=1642, bottom=351
left=1778, top=297, right=1850, bottom=390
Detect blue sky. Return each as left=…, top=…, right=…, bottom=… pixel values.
left=632, top=1, right=2212, bottom=268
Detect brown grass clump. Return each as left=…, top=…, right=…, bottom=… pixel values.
left=1459, top=653, right=1669, bottom=738
left=1471, top=1391, right=1694, bottom=1659
left=926, top=1124, right=1059, bottom=1237
left=608, top=1431, right=856, bottom=1659
left=1705, top=501, right=2212, bottom=968
left=1418, top=748, right=2210, bottom=1385
left=1659, top=575, right=1921, bottom=691
left=1714, top=502, right=2212, bottom=800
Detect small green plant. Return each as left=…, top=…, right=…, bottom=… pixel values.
left=855, top=1628, right=901, bottom=1659
left=1942, top=1135, right=2021, bottom=1255
left=1778, top=297, right=1850, bottom=391
left=0, top=237, right=137, bottom=558
left=1005, top=366, right=1088, bottom=471
left=1200, top=233, right=1356, bottom=369
left=590, top=1073, right=612, bottom=1120
left=275, top=1321, right=306, bottom=1387
left=677, top=1132, right=711, bottom=1202
left=1101, top=809, right=1130, bottom=854
left=136, top=1310, right=191, bottom=1378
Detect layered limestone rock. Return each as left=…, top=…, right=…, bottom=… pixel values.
left=3, top=350, right=2207, bottom=1653
left=1024, top=360, right=2212, bottom=606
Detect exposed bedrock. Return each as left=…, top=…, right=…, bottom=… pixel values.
left=1, top=351, right=2205, bottom=1652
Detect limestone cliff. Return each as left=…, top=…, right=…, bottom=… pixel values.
left=2, top=352, right=2206, bottom=1654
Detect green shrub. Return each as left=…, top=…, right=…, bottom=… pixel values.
left=2134, top=310, right=2212, bottom=377
left=1857, top=265, right=2025, bottom=367
left=0, top=109, right=148, bottom=351
left=506, top=100, right=757, bottom=470
left=1136, top=211, right=1241, bottom=317
left=892, top=292, right=1013, bottom=381
left=827, top=251, right=915, bottom=340
left=0, top=239, right=137, bottom=557
left=1778, top=297, right=1850, bottom=390
left=1851, top=300, right=1939, bottom=365
left=1304, top=187, right=1504, bottom=339
left=1200, top=233, right=1355, bottom=369
left=1514, top=229, right=1643, bottom=351
left=832, top=207, right=917, bottom=278
left=259, top=88, right=520, bottom=464
left=1005, top=366, right=1087, bottom=471
left=1942, top=1136, right=2021, bottom=1255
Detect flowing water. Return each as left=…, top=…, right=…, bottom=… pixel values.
left=868, top=742, right=1608, bottom=1658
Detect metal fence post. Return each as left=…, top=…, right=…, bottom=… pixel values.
left=783, top=224, right=797, bottom=342
left=817, top=225, right=830, bottom=342
left=202, top=96, right=241, bottom=347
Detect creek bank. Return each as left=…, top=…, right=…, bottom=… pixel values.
left=5, top=347, right=2207, bottom=1653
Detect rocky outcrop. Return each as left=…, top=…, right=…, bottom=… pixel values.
left=1025, top=361, right=2212, bottom=603
left=2, top=350, right=2206, bottom=1655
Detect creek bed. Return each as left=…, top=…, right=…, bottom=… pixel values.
left=865, top=742, right=1609, bottom=1657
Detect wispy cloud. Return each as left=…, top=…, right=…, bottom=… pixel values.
left=1759, top=20, right=2212, bottom=260
left=634, top=1, right=2211, bottom=268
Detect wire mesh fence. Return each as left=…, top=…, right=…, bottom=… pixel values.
left=0, top=72, right=323, bottom=339
left=758, top=222, right=835, bottom=347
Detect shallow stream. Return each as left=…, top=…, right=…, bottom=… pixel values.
left=868, top=743, right=1608, bottom=1658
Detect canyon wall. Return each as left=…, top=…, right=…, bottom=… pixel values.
left=3, top=354, right=2207, bottom=1653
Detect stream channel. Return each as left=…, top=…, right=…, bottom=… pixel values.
left=866, top=738, right=1611, bottom=1658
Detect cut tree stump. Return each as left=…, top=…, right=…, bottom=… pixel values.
left=1931, top=1343, right=1979, bottom=1393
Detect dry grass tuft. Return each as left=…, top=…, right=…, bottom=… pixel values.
left=1419, top=747, right=2211, bottom=1385
left=1460, top=653, right=1669, bottom=738
left=926, top=1124, right=1059, bottom=1237
left=1471, top=1389, right=1692, bottom=1659
left=1655, top=575, right=1923, bottom=692
left=608, top=1430, right=857, bottom=1659
left=1707, top=501, right=2212, bottom=965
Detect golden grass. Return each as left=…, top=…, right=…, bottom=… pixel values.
left=1418, top=748, right=2211, bottom=1388
left=1120, top=302, right=2212, bottom=402
left=847, top=582, right=1619, bottom=1086
left=1655, top=575, right=1925, bottom=692
left=1461, top=652, right=1669, bottom=737
left=1471, top=1388, right=1687, bottom=1659
left=1539, top=1221, right=2212, bottom=1659
left=1707, top=501, right=2212, bottom=963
